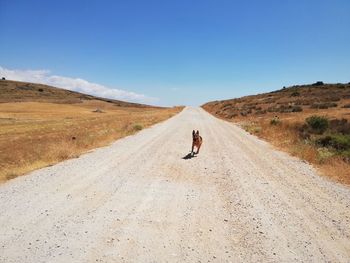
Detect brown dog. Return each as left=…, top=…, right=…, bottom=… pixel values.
left=192, top=130, right=203, bottom=154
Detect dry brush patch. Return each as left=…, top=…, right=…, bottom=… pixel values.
left=203, top=83, right=350, bottom=185
left=0, top=102, right=183, bottom=182
left=225, top=114, right=349, bottom=184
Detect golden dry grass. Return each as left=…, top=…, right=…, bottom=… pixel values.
left=203, top=83, right=350, bottom=185
left=0, top=101, right=183, bottom=183
left=244, top=115, right=350, bottom=185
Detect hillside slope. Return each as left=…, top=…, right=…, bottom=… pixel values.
left=0, top=79, right=152, bottom=107
left=0, top=79, right=182, bottom=182
left=202, top=82, right=350, bottom=119
left=202, top=82, right=350, bottom=184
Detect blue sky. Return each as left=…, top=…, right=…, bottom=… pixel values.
left=1, top=0, right=350, bottom=106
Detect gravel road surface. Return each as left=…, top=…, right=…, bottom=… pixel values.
left=1, top=107, right=349, bottom=262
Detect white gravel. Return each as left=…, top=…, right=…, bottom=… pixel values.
left=0, top=107, right=349, bottom=262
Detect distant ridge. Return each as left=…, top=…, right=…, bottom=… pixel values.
left=202, top=82, right=350, bottom=119
left=0, top=79, right=157, bottom=108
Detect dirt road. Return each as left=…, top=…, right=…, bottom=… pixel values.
left=1, top=107, right=349, bottom=262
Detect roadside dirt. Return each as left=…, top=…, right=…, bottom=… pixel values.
left=0, top=107, right=349, bottom=262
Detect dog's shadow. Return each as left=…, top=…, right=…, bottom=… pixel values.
left=182, top=152, right=197, bottom=160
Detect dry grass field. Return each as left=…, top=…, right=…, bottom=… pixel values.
left=0, top=80, right=182, bottom=182
left=203, top=82, right=350, bottom=184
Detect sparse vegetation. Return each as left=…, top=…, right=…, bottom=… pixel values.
left=291, top=91, right=300, bottom=97
left=243, top=123, right=261, bottom=134
left=202, top=82, right=350, bottom=184
left=270, top=116, right=281, bottom=125
left=301, top=115, right=350, bottom=162
left=316, top=148, right=334, bottom=164
left=311, top=102, right=337, bottom=109
left=317, top=134, right=350, bottom=152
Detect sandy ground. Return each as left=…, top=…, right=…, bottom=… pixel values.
left=0, top=107, right=349, bottom=263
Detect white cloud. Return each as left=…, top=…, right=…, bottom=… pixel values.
left=0, top=66, right=157, bottom=104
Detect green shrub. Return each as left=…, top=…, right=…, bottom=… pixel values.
left=275, top=105, right=303, bottom=113
left=133, top=124, right=143, bottom=131
left=270, top=117, right=281, bottom=125
left=243, top=124, right=261, bottom=134
left=326, top=134, right=350, bottom=150
left=316, top=147, right=334, bottom=164
left=317, top=134, right=350, bottom=157
left=306, top=115, right=329, bottom=134
left=310, top=102, right=337, bottom=109
left=251, top=126, right=261, bottom=133
left=312, top=81, right=324, bottom=86
left=315, top=134, right=350, bottom=162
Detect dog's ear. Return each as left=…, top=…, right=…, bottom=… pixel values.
left=192, top=130, right=195, bottom=137
left=196, top=130, right=199, bottom=135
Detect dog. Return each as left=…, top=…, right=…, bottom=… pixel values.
left=191, top=130, right=203, bottom=155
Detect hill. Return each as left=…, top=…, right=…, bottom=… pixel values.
left=202, top=82, right=350, bottom=119
left=202, top=82, right=350, bottom=184
left=0, top=79, right=182, bottom=182
left=0, top=79, right=153, bottom=107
